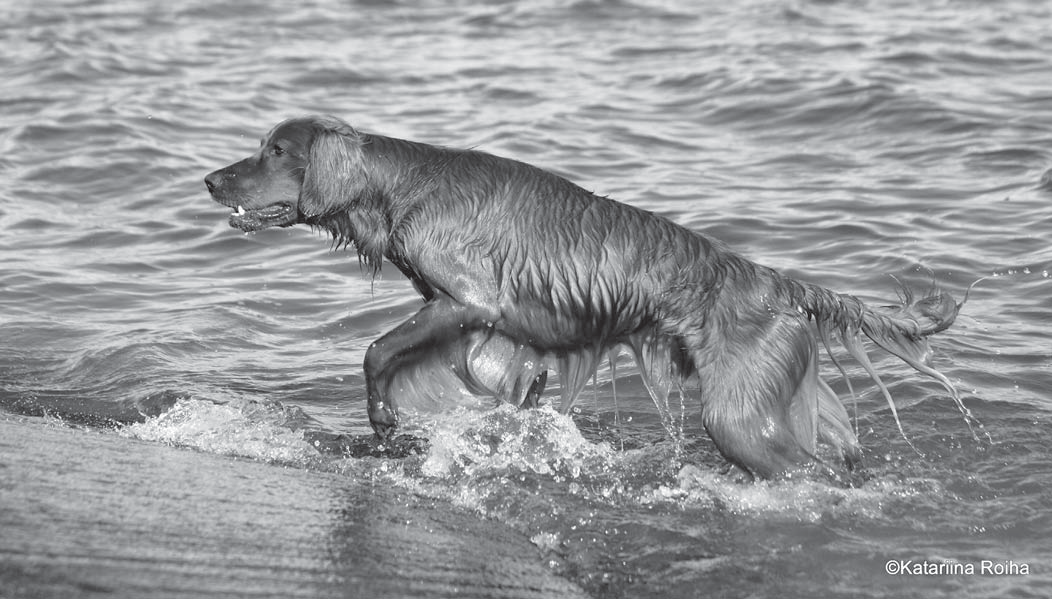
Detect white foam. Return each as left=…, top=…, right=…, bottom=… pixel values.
left=417, top=404, right=617, bottom=480
left=122, top=396, right=318, bottom=465
left=121, top=395, right=930, bottom=527
left=642, top=463, right=925, bottom=522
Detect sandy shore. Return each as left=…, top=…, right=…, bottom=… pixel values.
left=0, top=414, right=587, bottom=599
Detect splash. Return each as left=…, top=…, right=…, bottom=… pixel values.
left=118, top=390, right=947, bottom=530
left=418, top=404, right=617, bottom=480
left=639, top=463, right=938, bottom=522
left=122, top=396, right=319, bottom=465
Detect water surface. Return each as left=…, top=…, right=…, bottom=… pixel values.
left=2, top=1, right=1051, bottom=597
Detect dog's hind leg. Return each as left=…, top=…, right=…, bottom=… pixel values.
left=693, top=311, right=836, bottom=479
left=816, top=376, right=861, bottom=469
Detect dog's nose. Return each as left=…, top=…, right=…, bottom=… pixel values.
left=204, top=170, right=223, bottom=194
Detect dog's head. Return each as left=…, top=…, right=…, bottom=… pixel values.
left=205, top=115, right=365, bottom=232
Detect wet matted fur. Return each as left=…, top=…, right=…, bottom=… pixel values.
left=206, top=115, right=970, bottom=479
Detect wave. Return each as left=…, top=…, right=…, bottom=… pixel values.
left=116, top=395, right=922, bottom=526
left=123, top=396, right=320, bottom=465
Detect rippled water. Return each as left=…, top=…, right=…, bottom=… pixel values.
left=2, top=1, right=1052, bottom=597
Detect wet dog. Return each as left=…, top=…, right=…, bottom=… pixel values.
left=206, top=115, right=966, bottom=479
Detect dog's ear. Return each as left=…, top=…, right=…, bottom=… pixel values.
left=300, top=123, right=368, bottom=218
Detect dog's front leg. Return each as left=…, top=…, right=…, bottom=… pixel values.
left=365, top=299, right=497, bottom=439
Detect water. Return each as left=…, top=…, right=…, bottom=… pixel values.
left=2, top=1, right=1051, bottom=597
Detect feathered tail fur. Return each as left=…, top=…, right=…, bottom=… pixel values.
left=798, top=278, right=978, bottom=459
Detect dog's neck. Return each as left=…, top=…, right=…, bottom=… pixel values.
left=307, top=133, right=456, bottom=275
left=360, top=134, right=455, bottom=210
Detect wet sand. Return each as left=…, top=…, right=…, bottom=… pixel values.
left=0, top=414, right=587, bottom=599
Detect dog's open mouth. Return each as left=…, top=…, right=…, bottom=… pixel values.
left=228, top=204, right=297, bottom=232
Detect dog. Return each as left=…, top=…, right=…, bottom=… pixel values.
left=205, top=115, right=968, bottom=479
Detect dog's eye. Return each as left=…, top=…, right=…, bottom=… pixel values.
left=271, top=144, right=286, bottom=156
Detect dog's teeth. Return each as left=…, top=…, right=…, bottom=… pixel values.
left=236, top=205, right=245, bottom=215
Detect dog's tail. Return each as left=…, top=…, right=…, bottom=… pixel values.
left=790, top=277, right=979, bottom=450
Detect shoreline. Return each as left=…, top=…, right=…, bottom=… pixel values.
left=0, top=413, right=587, bottom=599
